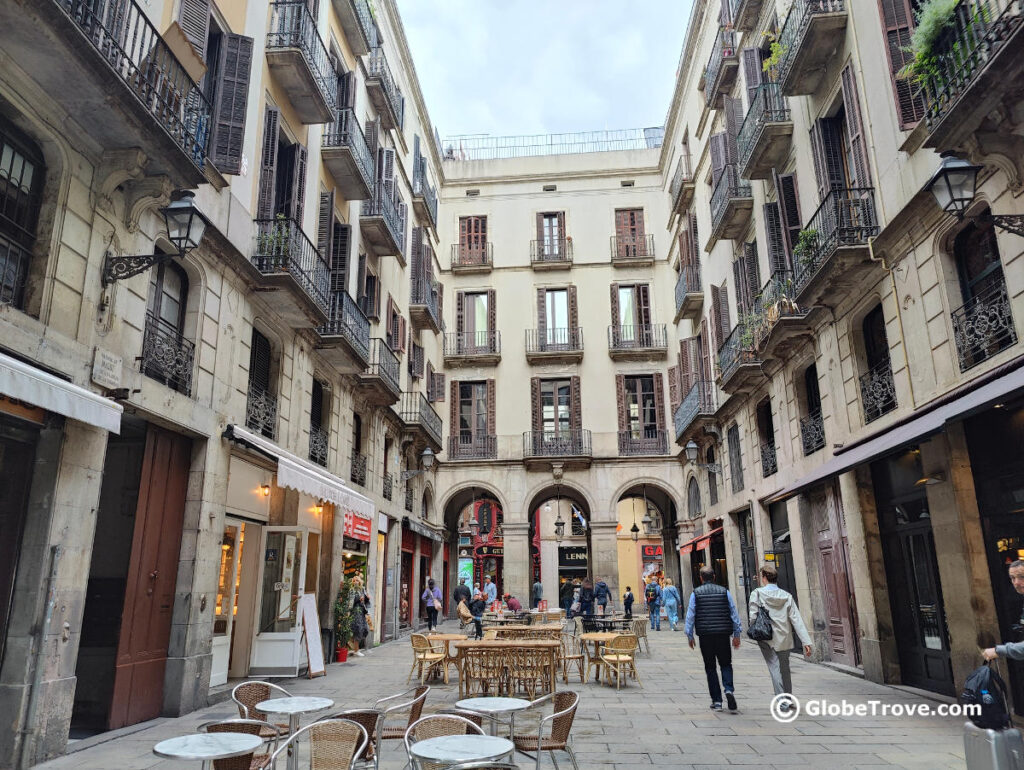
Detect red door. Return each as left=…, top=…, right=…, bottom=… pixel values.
left=108, top=427, right=190, bottom=729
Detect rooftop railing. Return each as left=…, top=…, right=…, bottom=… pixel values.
left=440, top=127, right=664, bottom=161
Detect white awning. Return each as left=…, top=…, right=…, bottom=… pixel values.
left=0, top=352, right=122, bottom=433
left=224, top=424, right=374, bottom=519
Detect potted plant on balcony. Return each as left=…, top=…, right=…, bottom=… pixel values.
left=334, top=576, right=355, bottom=662
left=793, top=228, right=819, bottom=270
left=761, top=31, right=787, bottom=82
left=898, top=0, right=959, bottom=86
left=257, top=212, right=291, bottom=258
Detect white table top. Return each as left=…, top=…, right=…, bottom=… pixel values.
left=153, top=732, right=262, bottom=761
left=255, top=696, right=334, bottom=715
left=409, top=734, right=514, bottom=762
left=455, top=696, right=532, bottom=714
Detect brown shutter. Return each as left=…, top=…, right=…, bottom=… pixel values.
left=811, top=120, right=846, bottom=199
left=290, top=144, right=308, bottom=223
left=178, top=0, right=211, bottom=61
left=808, top=121, right=828, bottom=200
left=486, top=289, right=496, bottom=344
left=733, top=258, right=748, bottom=315
left=486, top=379, right=496, bottom=436
left=878, top=0, right=925, bottom=128
left=570, top=376, right=582, bottom=431
left=741, top=48, right=763, bottom=105
left=653, top=372, right=665, bottom=431
left=437, top=282, right=443, bottom=325
left=774, top=171, right=802, bottom=257
left=435, top=372, right=446, bottom=402
left=678, top=231, right=691, bottom=272
left=257, top=106, right=280, bottom=219
left=568, top=285, right=578, bottom=329
left=365, top=119, right=379, bottom=165
left=687, top=210, right=700, bottom=266
left=841, top=64, right=871, bottom=188
left=699, top=320, right=712, bottom=381
left=609, top=283, right=620, bottom=328
left=410, top=226, right=423, bottom=283
left=536, top=212, right=545, bottom=243
left=449, top=379, right=459, bottom=436
left=679, top=339, right=695, bottom=390
left=709, top=133, right=728, bottom=187
left=668, top=365, right=681, bottom=416
left=330, top=223, right=350, bottom=293
left=719, top=283, right=731, bottom=339
left=744, top=242, right=762, bottom=307
left=530, top=378, right=542, bottom=431
left=536, top=288, right=547, bottom=343
left=710, top=285, right=723, bottom=351
left=637, top=284, right=652, bottom=327
left=764, top=202, right=788, bottom=274
left=317, top=189, right=335, bottom=259
left=455, top=291, right=465, bottom=335
left=209, top=34, right=253, bottom=174
left=615, top=374, right=628, bottom=432
left=724, top=96, right=744, bottom=164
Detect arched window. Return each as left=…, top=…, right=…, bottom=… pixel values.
left=247, top=329, right=277, bottom=438
left=687, top=477, right=702, bottom=519
left=142, top=260, right=192, bottom=394
left=0, top=118, right=44, bottom=309
left=860, top=304, right=896, bottom=423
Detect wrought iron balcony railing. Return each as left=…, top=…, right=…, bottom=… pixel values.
left=350, top=452, right=367, bottom=487
left=523, top=429, right=593, bottom=458
left=860, top=359, right=897, bottom=424
left=674, top=379, right=716, bottom=441
left=361, top=189, right=405, bottom=256
left=530, top=239, right=573, bottom=266
left=611, top=233, right=656, bottom=261
left=675, top=264, right=702, bottom=315
left=341, top=0, right=379, bottom=51
left=444, top=331, right=501, bottom=357
left=448, top=434, right=497, bottom=460
left=921, top=0, right=1022, bottom=129
left=952, top=281, right=1018, bottom=371
left=399, top=391, right=443, bottom=447
left=777, top=0, right=846, bottom=92
left=737, top=82, right=790, bottom=173
left=321, top=290, right=370, bottom=360
left=618, top=429, right=669, bottom=456
left=451, top=243, right=493, bottom=269
left=760, top=443, right=778, bottom=477
left=309, top=424, right=328, bottom=467
left=323, top=109, right=374, bottom=187
left=710, top=165, right=752, bottom=236
left=246, top=385, right=278, bottom=439
left=366, top=338, right=400, bottom=395
left=800, top=411, right=825, bottom=455
left=525, top=328, right=584, bottom=354
left=55, top=0, right=212, bottom=168
left=410, top=277, right=441, bottom=330
left=412, top=165, right=438, bottom=227
left=267, top=1, right=336, bottom=112
left=252, top=217, right=331, bottom=314
left=367, top=47, right=405, bottom=127
left=608, top=324, right=667, bottom=351
left=141, top=311, right=194, bottom=396
left=718, top=323, right=760, bottom=384
left=669, top=152, right=695, bottom=210
left=792, top=188, right=878, bottom=297
left=382, top=471, right=393, bottom=501
left=705, top=26, right=737, bottom=98
left=748, top=270, right=805, bottom=348
left=404, top=482, right=413, bottom=512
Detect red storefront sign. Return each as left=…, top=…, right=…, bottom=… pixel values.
left=641, top=544, right=664, bottom=562
left=343, top=509, right=372, bottom=542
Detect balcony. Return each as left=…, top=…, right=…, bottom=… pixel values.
left=309, top=425, right=328, bottom=467
left=860, top=360, right=897, bottom=424
left=525, top=328, right=584, bottom=365
left=669, top=153, right=696, bottom=215
left=777, top=0, right=849, bottom=96
left=444, top=331, right=501, bottom=367
left=952, top=282, right=1018, bottom=372
left=731, top=0, right=765, bottom=31
left=451, top=243, right=493, bottom=273
left=523, top=429, right=593, bottom=470
left=140, top=312, right=194, bottom=396
left=707, top=166, right=753, bottom=251
left=674, top=265, right=704, bottom=324
left=705, top=27, right=739, bottom=108
left=611, top=234, right=656, bottom=267
left=674, top=379, right=717, bottom=444
left=922, top=0, right=1024, bottom=158
left=760, top=444, right=778, bottom=478
left=332, top=0, right=379, bottom=55
left=737, top=83, right=792, bottom=181
left=409, top=278, right=442, bottom=334
left=748, top=271, right=814, bottom=360
left=448, top=434, right=497, bottom=461
left=412, top=167, right=438, bottom=231
left=382, top=471, right=394, bottom=501
left=322, top=109, right=373, bottom=200
left=398, top=391, right=443, bottom=451
left=366, top=47, right=405, bottom=130
left=360, top=192, right=405, bottom=259
left=355, top=338, right=401, bottom=405
left=246, top=386, right=278, bottom=440
left=618, top=429, right=669, bottom=457
left=266, top=1, right=335, bottom=124
left=791, top=188, right=879, bottom=306
left=350, top=453, right=368, bottom=488
left=800, top=411, right=825, bottom=456
left=318, top=291, right=370, bottom=372
left=0, top=0, right=212, bottom=187
left=718, top=323, right=763, bottom=394
left=252, top=218, right=330, bottom=326
left=608, top=324, right=668, bottom=361
left=530, top=239, right=573, bottom=270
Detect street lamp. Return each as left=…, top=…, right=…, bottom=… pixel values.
left=684, top=440, right=722, bottom=473
left=925, top=154, right=1024, bottom=237
left=630, top=521, right=640, bottom=542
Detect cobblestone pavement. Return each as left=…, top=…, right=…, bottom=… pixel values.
left=38, top=621, right=967, bottom=769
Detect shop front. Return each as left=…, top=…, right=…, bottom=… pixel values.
left=641, top=543, right=664, bottom=584
left=681, top=526, right=726, bottom=589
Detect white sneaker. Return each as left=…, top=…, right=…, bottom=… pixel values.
left=355, top=650, right=365, bottom=657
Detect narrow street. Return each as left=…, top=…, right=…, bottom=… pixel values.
left=38, top=622, right=967, bottom=769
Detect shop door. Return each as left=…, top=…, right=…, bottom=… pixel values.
left=211, top=519, right=247, bottom=687
left=250, top=527, right=310, bottom=676
left=400, top=551, right=413, bottom=629
left=109, top=427, right=191, bottom=729
left=737, top=511, right=757, bottom=606
left=812, top=485, right=859, bottom=666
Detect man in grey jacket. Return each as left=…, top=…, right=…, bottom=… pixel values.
left=984, top=559, right=1024, bottom=661
left=748, top=564, right=812, bottom=713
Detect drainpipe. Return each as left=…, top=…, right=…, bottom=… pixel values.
left=868, top=236, right=917, bottom=410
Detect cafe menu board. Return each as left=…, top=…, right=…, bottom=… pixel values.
left=299, top=593, right=325, bottom=678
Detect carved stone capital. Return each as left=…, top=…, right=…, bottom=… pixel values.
left=124, top=175, right=173, bottom=233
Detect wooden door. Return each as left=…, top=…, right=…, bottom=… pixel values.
left=812, top=484, right=859, bottom=666
left=108, top=426, right=190, bottom=729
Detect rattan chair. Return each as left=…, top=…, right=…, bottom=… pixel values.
left=507, top=646, right=552, bottom=699
left=328, top=709, right=383, bottom=769
left=269, top=718, right=367, bottom=770
left=197, top=718, right=280, bottom=770
left=230, top=681, right=292, bottom=738
left=408, top=633, right=447, bottom=684
left=510, top=691, right=580, bottom=770
left=559, top=632, right=585, bottom=684
left=600, top=633, right=641, bottom=690
left=631, top=617, right=650, bottom=655
left=571, top=617, right=584, bottom=637
left=374, top=685, right=430, bottom=752
left=459, top=647, right=508, bottom=698
left=436, top=707, right=485, bottom=728
left=404, top=715, right=486, bottom=770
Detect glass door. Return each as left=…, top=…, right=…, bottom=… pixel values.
left=210, top=520, right=245, bottom=687
left=250, top=526, right=311, bottom=677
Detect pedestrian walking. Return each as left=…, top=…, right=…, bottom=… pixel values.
left=453, top=577, right=471, bottom=607
left=559, top=579, right=574, bottom=614
left=532, top=578, right=544, bottom=609
left=579, top=578, right=595, bottom=616
left=984, top=559, right=1024, bottom=663
left=483, top=574, right=497, bottom=605
left=748, top=565, right=812, bottom=713
left=623, top=586, right=635, bottom=619
left=662, top=577, right=683, bottom=631
left=468, top=589, right=487, bottom=639
left=421, top=578, right=442, bottom=632
left=685, top=566, right=743, bottom=711
left=594, top=576, right=610, bottom=614
left=644, top=578, right=662, bottom=630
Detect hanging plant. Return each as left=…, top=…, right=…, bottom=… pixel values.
left=898, top=0, right=959, bottom=86
left=793, top=228, right=819, bottom=269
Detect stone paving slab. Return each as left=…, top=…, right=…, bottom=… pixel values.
left=36, top=622, right=968, bottom=768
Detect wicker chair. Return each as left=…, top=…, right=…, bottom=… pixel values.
left=600, top=634, right=641, bottom=690
left=559, top=633, right=585, bottom=684
left=230, top=681, right=292, bottom=738
left=197, top=719, right=280, bottom=770
left=506, top=646, right=551, bottom=699
left=328, top=709, right=383, bottom=769
left=459, top=647, right=508, bottom=698
left=408, top=633, right=447, bottom=684
left=631, top=617, right=650, bottom=655
left=510, top=691, right=580, bottom=770
left=374, top=685, right=430, bottom=752
left=269, top=719, right=367, bottom=770
left=404, top=715, right=486, bottom=770
left=436, top=707, right=485, bottom=729
left=571, top=617, right=584, bottom=637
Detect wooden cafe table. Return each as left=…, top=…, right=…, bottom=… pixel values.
left=580, top=632, right=619, bottom=682
left=427, top=632, right=467, bottom=679
left=453, top=639, right=560, bottom=697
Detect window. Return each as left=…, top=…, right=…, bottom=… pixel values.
left=613, top=283, right=652, bottom=345
left=687, top=477, right=702, bottom=519
left=624, top=375, right=657, bottom=437
left=614, top=208, right=646, bottom=257
left=0, top=118, right=43, bottom=309
left=860, top=304, right=897, bottom=423
left=545, top=289, right=568, bottom=343
left=810, top=66, right=870, bottom=200
left=458, top=381, right=489, bottom=443
left=756, top=399, right=777, bottom=478
left=878, top=0, right=926, bottom=128
left=727, top=423, right=743, bottom=493
left=409, top=341, right=424, bottom=378
left=309, top=379, right=328, bottom=466
left=800, top=363, right=826, bottom=455
left=536, top=212, right=566, bottom=259
left=256, top=107, right=307, bottom=224
left=952, top=220, right=1016, bottom=370
left=541, top=379, right=572, bottom=436
left=143, top=260, right=192, bottom=394
left=459, top=216, right=487, bottom=260
left=247, top=329, right=276, bottom=439
left=457, top=290, right=494, bottom=352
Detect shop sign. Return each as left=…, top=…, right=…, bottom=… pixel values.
left=558, top=546, right=587, bottom=567
left=404, top=516, right=442, bottom=542
left=764, top=551, right=776, bottom=562
left=641, top=544, right=664, bottom=562
left=458, top=558, right=474, bottom=583
left=458, top=546, right=473, bottom=559
left=343, top=509, right=372, bottom=542
left=91, top=347, right=122, bottom=390
left=476, top=545, right=503, bottom=557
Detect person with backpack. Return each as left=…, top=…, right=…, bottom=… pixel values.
left=983, top=559, right=1024, bottom=663
left=748, top=565, right=812, bottom=714
left=685, top=566, right=743, bottom=711
left=662, top=577, right=683, bottom=632
left=645, top=578, right=662, bottom=630
left=623, top=586, right=635, bottom=620
left=594, top=576, right=610, bottom=614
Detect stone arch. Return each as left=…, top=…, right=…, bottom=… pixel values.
left=607, top=477, right=681, bottom=525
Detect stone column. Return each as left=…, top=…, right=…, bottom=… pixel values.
left=589, top=521, right=620, bottom=610
left=502, top=521, right=530, bottom=605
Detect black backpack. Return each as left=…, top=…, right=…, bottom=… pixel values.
left=962, top=662, right=1011, bottom=730
left=645, top=584, right=658, bottom=602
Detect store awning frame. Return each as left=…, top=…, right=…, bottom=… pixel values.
left=403, top=515, right=443, bottom=542
left=679, top=526, right=723, bottom=555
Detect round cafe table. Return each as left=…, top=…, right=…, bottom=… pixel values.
left=256, top=695, right=334, bottom=770
left=409, top=734, right=514, bottom=767
left=456, top=696, right=531, bottom=736
left=153, top=732, right=262, bottom=769
left=580, top=632, right=619, bottom=682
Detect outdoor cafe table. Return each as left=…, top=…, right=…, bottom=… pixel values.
left=455, top=696, right=531, bottom=736
left=153, top=732, right=262, bottom=770
left=255, top=695, right=334, bottom=770
left=408, top=734, right=514, bottom=767
left=579, top=632, right=619, bottom=682
left=427, top=632, right=467, bottom=678
left=453, top=639, right=560, bottom=695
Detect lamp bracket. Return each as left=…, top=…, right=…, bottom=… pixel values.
left=986, top=213, right=1024, bottom=239
left=103, top=249, right=178, bottom=285
left=401, top=468, right=425, bottom=482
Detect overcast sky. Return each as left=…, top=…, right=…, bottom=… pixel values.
left=393, top=1, right=695, bottom=140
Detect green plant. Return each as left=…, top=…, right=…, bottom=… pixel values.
left=334, top=576, right=355, bottom=649
left=793, top=228, right=819, bottom=268
left=761, top=38, right=788, bottom=79
left=257, top=213, right=291, bottom=256
left=898, top=0, right=958, bottom=85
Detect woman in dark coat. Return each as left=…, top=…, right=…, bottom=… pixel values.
left=350, top=574, right=371, bottom=657
left=579, top=578, right=595, bottom=616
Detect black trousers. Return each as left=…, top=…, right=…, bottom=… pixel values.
left=426, top=607, right=438, bottom=630
left=698, top=633, right=735, bottom=704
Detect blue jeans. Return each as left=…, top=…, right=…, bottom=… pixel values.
left=580, top=601, right=593, bottom=616
left=665, top=602, right=679, bottom=629
left=648, top=604, right=660, bottom=629
left=699, top=634, right=734, bottom=704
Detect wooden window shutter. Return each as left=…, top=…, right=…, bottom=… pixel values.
left=365, top=119, right=379, bottom=163
left=536, top=288, right=547, bottom=341
left=356, top=251, right=367, bottom=298
left=178, top=0, right=211, bottom=61
left=719, top=283, right=732, bottom=339
left=741, top=48, right=763, bottom=106
left=398, top=316, right=407, bottom=352
left=699, top=320, right=712, bottom=381
left=679, top=339, right=695, bottom=390
left=687, top=211, right=700, bottom=265
left=249, top=329, right=272, bottom=393
left=570, top=376, right=582, bottom=430
left=209, top=34, right=253, bottom=174
left=426, top=362, right=434, bottom=397
left=257, top=106, right=280, bottom=219
left=615, top=374, right=628, bottom=432
left=530, top=377, right=543, bottom=431
left=764, top=202, right=789, bottom=274
left=653, top=372, right=666, bottom=431
left=774, top=171, right=803, bottom=256
left=535, top=212, right=545, bottom=243
left=437, top=282, right=443, bottom=325
left=317, top=189, right=335, bottom=259
left=330, top=223, right=351, bottom=294
left=455, top=291, right=465, bottom=335
left=709, top=133, right=728, bottom=187
left=568, top=285, right=578, bottom=329
left=486, top=379, right=496, bottom=435
left=733, top=258, right=749, bottom=315
left=290, top=144, right=308, bottom=223
left=678, top=231, right=691, bottom=271
left=486, top=289, right=496, bottom=334
left=410, top=226, right=423, bottom=282
left=744, top=242, right=762, bottom=307
left=449, top=379, right=459, bottom=434
left=337, top=69, right=357, bottom=110
left=878, top=0, right=924, bottom=128
left=724, top=96, right=744, bottom=164
left=637, top=284, right=652, bottom=327
left=810, top=119, right=846, bottom=199
left=841, top=65, right=871, bottom=188
left=435, top=372, right=446, bottom=402
left=668, top=365, right=681, bottom=416
left=710, top=285, right=723, bottom=351
left=609, top=283, right=620, bottom=328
